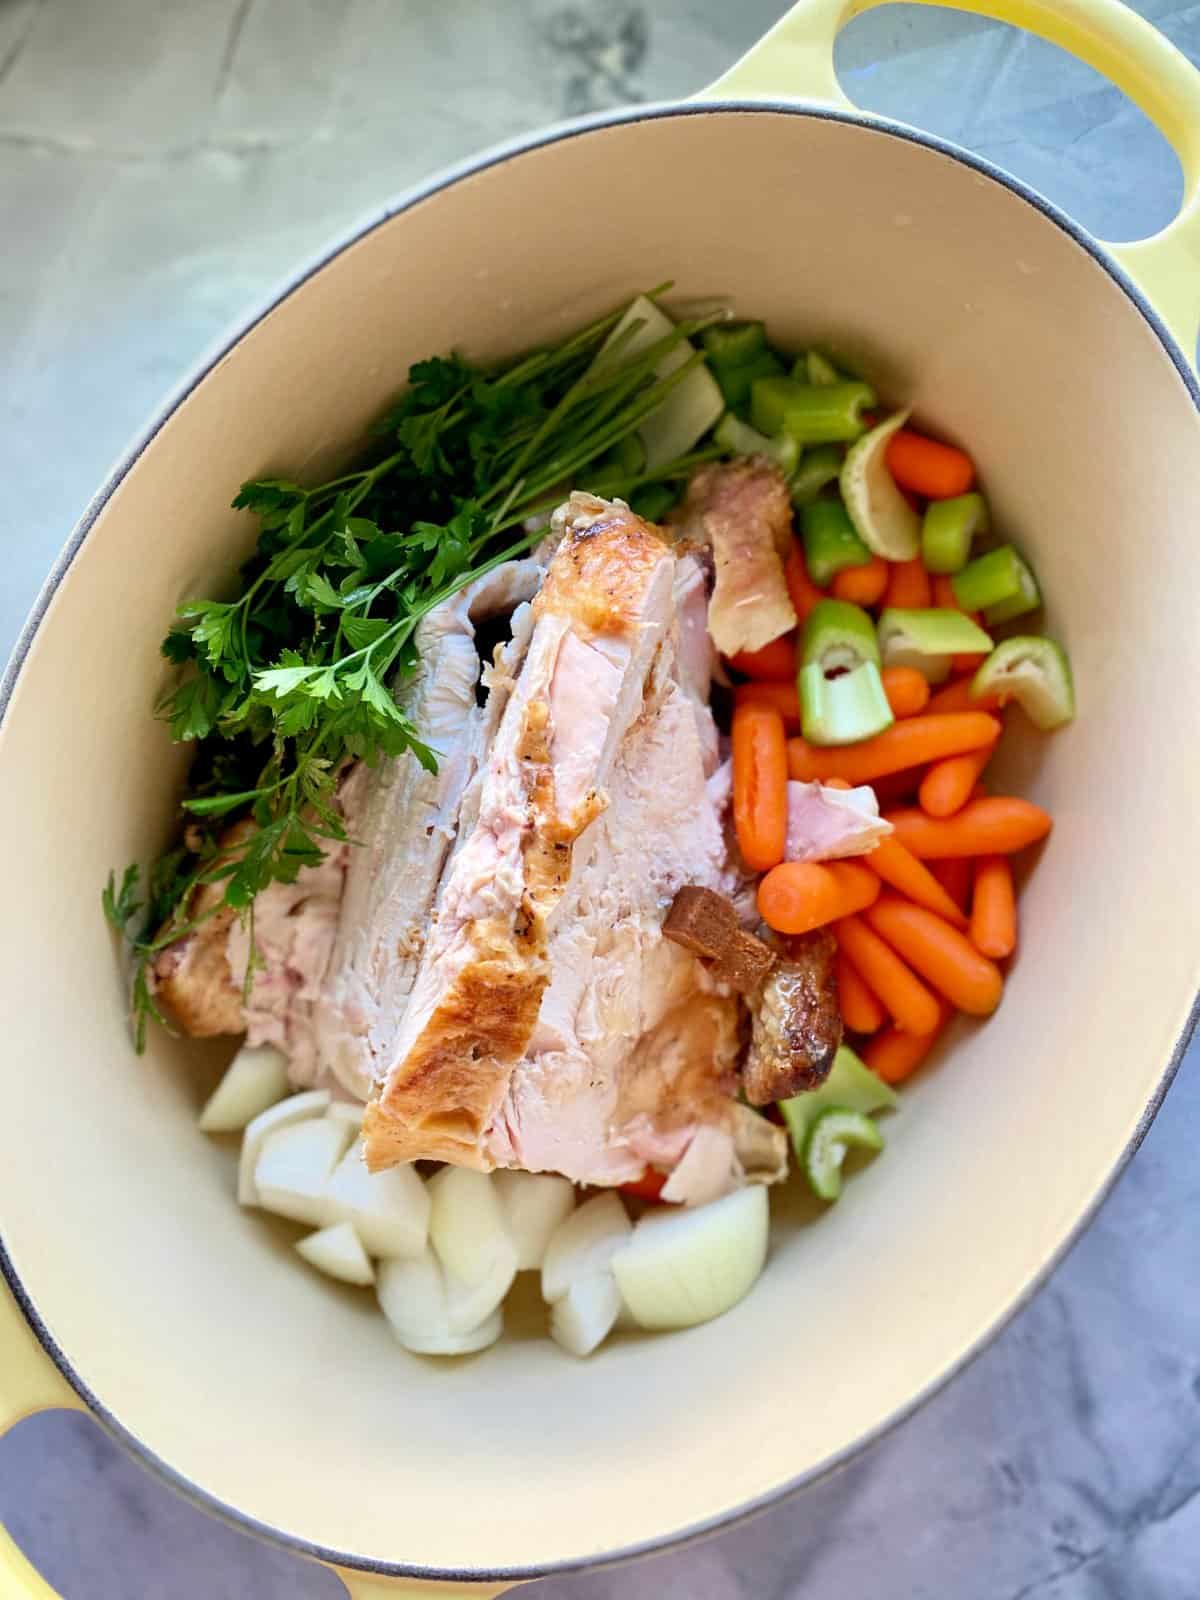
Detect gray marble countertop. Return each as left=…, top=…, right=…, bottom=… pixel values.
left=2, top=2, right=1199, bottom=1596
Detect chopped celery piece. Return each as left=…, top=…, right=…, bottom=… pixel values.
left=799, top=660, right=893, bottom=745
left=877, top=608, right=993, bottom=684
left=593, top=295, right=724, bottom=469
left=630, top=483, right=678, bottom=523
left=603, top=433, right=646, bottom=476
left=719, top=349, right=785, bottom=416
left=841, top=410, right=921, bottom=561
left=803, top=1108, right=884, bottom=1201
left=801, top=598, right=881, bottom=672
left=952, top=544, right=1041, bottom=623
left=780, top=1044, right=898, bottom=1150
left=804, top=350, right=842, bottom=386
left=983, top=561, right=1041, bottom=625
left=702, top=321, right=768, bottom=369
left=751, top=378, right=876, bottom=444
left=922, top=491, right=989, bottom=574
left=972, top=636, right=1075, bottom=730
left=751, top=376, right=805, bottom=436
left=713, top=412, right=800, bottom=474
left=790, top=443, right=844, bottom=506
left=800, top=500, right=872, bottom=585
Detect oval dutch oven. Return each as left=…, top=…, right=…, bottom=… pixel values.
left=3, top=0, right=1200, bottom=1594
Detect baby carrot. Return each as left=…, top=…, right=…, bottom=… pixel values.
left=864, top=834, right=968, bottom=927
left=785, top=543, right=827, bottom=623
left=870, top=769, right=924, bottom=809
left=787, top=712, right=1001, bottom=785
left=865, top=893, right=1004, bottom=1015
left=735, top=681, right=800, bottom=730
left=727, top=632, right=797, bottom=682
left=953, top=649, right=989, bottom=675
left=932, top=574, right=959, bottom=611
left=835, top=914, right=943, bottom=1035
left=881, top=665, right=931, bottom=719
left=865, top=1012, right=950, bottom=1085
left=930, top=857, right=973, bottom=912
left=883, top=556, right=932, bottom=610
left=757, top=859, right=879, bottom=936
left=925, top=677, right=1005, bottom=716
left=832, top=556, right=889, bottom=607
left=971, top=855, right=1017, bottom=959
left=918, top=745, right=994, bottom=819
left=732, top=702, right=788, bottom=872
left=884, top=796, right=1052, bottom=859
left=836, top=950, right=887, bottom=1034
left=886, top=429, right=975, bottom=499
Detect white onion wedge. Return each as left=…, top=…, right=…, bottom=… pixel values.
left=428, top=1167, right=518, bottom=1293
left=295, top=1222, right=375, bottom=1287
left=238, top=1089, right=330, bottom=1206
left=325, top=1137, right=430, bottom=1260
left=444, top=1254, right=515, bottom=1334
left=493, top=1171, right=575, bottom=1270
left=253, top=1116, right=355, bottom=1226
left=612, top=1185, right=769, bottom=1330
left=399, top=1311, right=503, bottom=1358
left=541, top=1192, right=631, bottom=1304
left=550, top=1273, right=622, bottom=1358
left=377, top=1252, right=504, bottom=1356
left=199, top=1044, right=289, bottom=1134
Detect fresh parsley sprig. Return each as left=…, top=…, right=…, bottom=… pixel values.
left=108, top=288, right=724, bottom=1047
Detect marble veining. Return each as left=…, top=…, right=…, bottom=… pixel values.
left=2, top=2, right=1198, bottom=1595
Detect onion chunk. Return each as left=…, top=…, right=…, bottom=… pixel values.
left=612, top=1186, right=768, bottom=1330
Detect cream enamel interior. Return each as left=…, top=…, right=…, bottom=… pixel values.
left=2, top=108, right=1199, bottom=1578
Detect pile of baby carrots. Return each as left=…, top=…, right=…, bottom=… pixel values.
left=728, top=431, right=1052, bottom=1089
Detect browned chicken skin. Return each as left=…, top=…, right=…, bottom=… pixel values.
left=670, top=458, right=796, bottom=657
left=743, top=929, right=842, bottom=1104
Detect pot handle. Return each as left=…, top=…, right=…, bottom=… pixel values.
left=701, top=0, right=1200, bottom=364
left=0, top=1274, right=509, bottom=1599
left=0, top=1270, right=86, bottom=1598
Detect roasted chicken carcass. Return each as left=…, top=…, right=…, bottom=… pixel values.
left=153, top=493, right=787, bottom=1201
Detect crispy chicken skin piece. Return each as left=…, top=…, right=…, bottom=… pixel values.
left=743, top=929, right=842, bottom=1104
left=149, top=821, right=252, bottom=1037
left=671, top=458, right=796, bottom=657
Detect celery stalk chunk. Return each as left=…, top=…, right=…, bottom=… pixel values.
left=752, top=376, right=875, bottom=444
left=952, top=543, right=1041, bottom=624
left=780, top=1044, right=898, bottom=1150
left=801, top=598, right=881, bottom=672
left=922, top=492, right=989, bottom=573
left=713, top=412, right=800, bottom=474
left=801, top=500, right=872, bottom=585
left=972, top=636, right=1075, bottom=730
left=799, top=660, right=893, bottom=746
left=877, top=607, right=993, bottom=684
left=803, top=1108, right=885, bottom=1201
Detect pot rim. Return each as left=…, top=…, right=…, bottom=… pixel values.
left=2, top=96, right=1197, bottom=1586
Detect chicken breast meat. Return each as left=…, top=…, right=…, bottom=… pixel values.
left=153, top=490, right=789, bottom=1199
left=150, top=561, right=544, bottom=1094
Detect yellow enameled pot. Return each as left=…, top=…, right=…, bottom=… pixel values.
left=3, top=0, right=1200, bottom=1594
